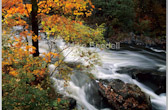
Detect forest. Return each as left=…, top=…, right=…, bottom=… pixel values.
left=2, top=0, right=166, bottom=110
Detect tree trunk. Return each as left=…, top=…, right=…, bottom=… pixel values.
left=31, top=0, right=39, bottom=57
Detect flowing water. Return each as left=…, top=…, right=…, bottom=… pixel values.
left=27, top=31, right=166, bottom=110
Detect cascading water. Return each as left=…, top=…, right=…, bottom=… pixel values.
left=37, top=36, right=166, bottom=110
left=13, top=26, right=166, bottom=110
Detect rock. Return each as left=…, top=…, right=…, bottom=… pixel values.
left=98, top=79, right=152, bottom=110
left=117, top=68, right=166, bottom=95
left=84, top=80, right=111, bottom=109
left=60, top=97, right=77, bottom=110
left=136, top=73, right=166, bottom=95
left=68, top=98, right=76, bottom=110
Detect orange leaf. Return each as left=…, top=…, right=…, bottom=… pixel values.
left=57, top=98, right=61, bottom=103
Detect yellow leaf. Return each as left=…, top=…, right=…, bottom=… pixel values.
left=76, top=65, right=80, bottom=68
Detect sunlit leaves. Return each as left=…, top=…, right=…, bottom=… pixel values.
left=43, top=52, right=59, bottom=63
left=2, top=35, right=55, bottom=78
left=2, top=0, right=31, bottom=18
left=38, top=0, right=94, bottom=16
left=41, top=14, right=106, bottom=45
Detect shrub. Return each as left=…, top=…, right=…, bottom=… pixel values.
left=2, top=35, right=69, bottom=110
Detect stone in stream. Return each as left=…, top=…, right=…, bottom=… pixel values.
left=84, top=79, right=112, bottom=109
left=68, top=98, right=77, bottom=110
left=98, top=79, right=152, bottom=110
left=136, top=73, right=166, bottom=95
left=117, top=68, right=166, bottom=95
left=57, top=95, right=77, bottom=110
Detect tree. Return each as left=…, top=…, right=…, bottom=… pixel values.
left=2, top=0, right=105, bottom=79
left=88, top=0, right=135, bottom=31
left=134, top=0, right=166, bottom=37
left=2, top=0, right=106, bottom=109
left=31, top=0, right=39, bottom=57
left=84, top=0, right=135, bottom=39
left=2, top=0, right=96, bottom=56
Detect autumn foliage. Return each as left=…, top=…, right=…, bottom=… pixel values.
left=2, top=0, right=105, bottom=109
left=2, top=0, right=97, bottom=78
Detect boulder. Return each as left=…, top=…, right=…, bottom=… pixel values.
left=59, top=97, right=77, bottom=110
left=68, top=98, right=76, bottom=110
left=98, top=79, right=152, bottom=110
left=117, top=68, right=166, bottom=95
left=136, top=73, right=166, bottom=95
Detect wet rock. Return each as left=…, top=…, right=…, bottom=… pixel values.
left=68, top=98, right=77, bottom=110
left=117, top=68, right=166, bottom=95
left=136, top=73, right=166, bottom=95
left=98, top=79, right=152, bottom=110
left=84, top=80, right=111, bottom=109
left=60, top=97, right=77, bottom=110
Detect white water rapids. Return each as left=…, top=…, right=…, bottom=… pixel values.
left=21, top=28, right=166, bottom=110
left=38, top=37, right=166, bottom=110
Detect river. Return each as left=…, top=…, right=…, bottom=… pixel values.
left=38, top=37, right=166, bottom=110
left=20, top=29, right=166, bottom=110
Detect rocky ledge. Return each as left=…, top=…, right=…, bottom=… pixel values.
left=98, top=79, right=152, bottom=110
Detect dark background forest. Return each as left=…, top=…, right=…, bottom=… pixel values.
left=84, top=0, right=166, bottom=49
